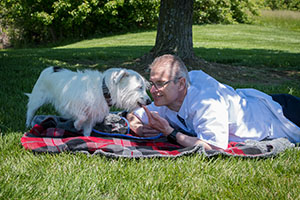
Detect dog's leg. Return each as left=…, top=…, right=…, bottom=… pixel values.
left=26, top=93, right=47, bottom=127
left=74, top=115, right=88, bottom=134
left=82, top=123, right=93, bottom=137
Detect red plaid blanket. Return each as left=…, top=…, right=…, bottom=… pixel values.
left=21, top=117, right=296, bottom=158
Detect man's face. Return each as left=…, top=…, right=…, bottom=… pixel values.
left=149, top=64, right=180, bottom=107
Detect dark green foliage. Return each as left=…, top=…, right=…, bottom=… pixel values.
left=0, top=0, right=160, bottom=46
left=193, top=0, right=259, bottom=24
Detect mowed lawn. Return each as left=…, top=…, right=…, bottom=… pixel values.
left=0, top=11, right=300, bottom=199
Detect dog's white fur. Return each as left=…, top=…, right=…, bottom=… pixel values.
left=26, top=67, right=151, bottom=136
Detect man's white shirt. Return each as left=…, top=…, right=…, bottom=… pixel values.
left=134, top=70, right=300, bottom=149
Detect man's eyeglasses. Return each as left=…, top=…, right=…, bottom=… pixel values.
left=149, top=77, right=182, bottom=90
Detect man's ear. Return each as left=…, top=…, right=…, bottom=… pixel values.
left=113, top=69, right=129, bottom=84
left=178, top=77, right=186, bottom=91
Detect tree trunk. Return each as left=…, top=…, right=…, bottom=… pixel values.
left=49, top=26, right=57, bottom=42
left=151, top=0, right=194, bottom=61
left=136, top=0, right=208, bottom=70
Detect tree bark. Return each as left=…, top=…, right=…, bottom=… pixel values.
left=136, top=0, right=208, bottom=70
left=151, top=0, right=194, bottom=61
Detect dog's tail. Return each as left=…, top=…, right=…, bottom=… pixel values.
left=24, top=93, right=31, bottom=97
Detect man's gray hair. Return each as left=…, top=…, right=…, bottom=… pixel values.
left=149, top=54, right=191, bottom=87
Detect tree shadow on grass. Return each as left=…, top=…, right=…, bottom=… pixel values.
left=30, top=46, right=300, bottom=85
left=0, top=46, right=299, bottom=133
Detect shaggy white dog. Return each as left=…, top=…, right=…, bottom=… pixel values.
left=25, top=66, right=151, bottom=136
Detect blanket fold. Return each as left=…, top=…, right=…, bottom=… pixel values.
left=21, top=115, right=297, bottom=158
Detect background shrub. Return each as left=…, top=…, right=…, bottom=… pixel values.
left=193, top=0, right=259, bottom=24
left=0, top=0, right=160, bottom=46
left=0, top=0, right=299, bottom=46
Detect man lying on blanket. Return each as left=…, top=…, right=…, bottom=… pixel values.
left=127, top=54, right=300, bottom=151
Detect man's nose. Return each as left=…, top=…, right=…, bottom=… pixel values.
left=150, top=85, right=158, bottom=93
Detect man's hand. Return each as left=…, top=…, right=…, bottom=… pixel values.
left=142, top=105, right=173, bottom=136
left=126, top=112, right=160, bottom=137
left=128, top=106, right=217, bottom=151
left=143, top=105, right=218, bottom=150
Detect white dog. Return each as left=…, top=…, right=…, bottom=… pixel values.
left=25, top=66, right=151, bottom=136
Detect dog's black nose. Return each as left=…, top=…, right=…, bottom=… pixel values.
left=146, top=99, right=152, bottom=105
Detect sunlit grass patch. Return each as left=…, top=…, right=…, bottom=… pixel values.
left=255, top=10, right=300, bottom=32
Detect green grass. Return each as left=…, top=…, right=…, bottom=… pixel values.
left=1, top=10, right=300, bottom=199
left=1, top=136, right=299, bottom=199
left=193, top=24, right=300, bottom=67
left=255, top=10, right=300, bottom=32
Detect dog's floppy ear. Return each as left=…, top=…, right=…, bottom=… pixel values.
left=113, top=69, right=129, bottom=84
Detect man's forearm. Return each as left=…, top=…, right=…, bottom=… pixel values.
left=126, top=112, right=143, bottom=135
left=127, top=112, right=160, bottom=137
left=128, top=110, right=219, bottom=151
left=175, top=132, right=213, bottom=150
